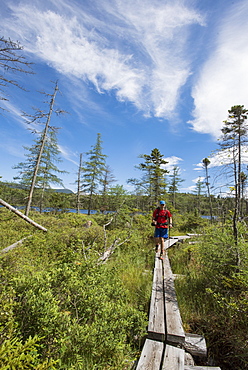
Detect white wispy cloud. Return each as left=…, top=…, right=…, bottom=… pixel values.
left=181, top=176, right=205, bottom=193
left=192, top=176, right=205, bottom=183
left=58, top=144, right=79, bottom=166
left=163, top=155, right=183, bottom=172
left=1, top=101, right=26, bottom=128
left=0, top=139, right=25, bottom=158
left=2, top=0, right=204, bottom=120
left=194, top=145, right=248, bottom=171
left=189, top=0, right=248, bottom=138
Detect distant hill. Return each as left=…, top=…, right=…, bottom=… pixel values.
left=53, top=188, right=74, bottom=194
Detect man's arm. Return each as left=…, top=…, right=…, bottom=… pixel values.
left=152, top=210, right=157, bottom=225
left=167, top=210, right=172, bottom=227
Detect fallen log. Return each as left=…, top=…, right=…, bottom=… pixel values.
left=0, top=198, right=47, bottom=232
left=1, top=236, right=31, bottom=254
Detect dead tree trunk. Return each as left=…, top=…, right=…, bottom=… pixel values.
left=25, top=82, right=59, bottom=216
left=76, top=153, right=83, bottom=214
left=0, top=198, right=47, bottom=232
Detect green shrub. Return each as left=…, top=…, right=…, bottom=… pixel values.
left=169, top=225, right=248, bottom=369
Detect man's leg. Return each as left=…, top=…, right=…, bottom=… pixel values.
left=154, top=228, right=160, bottom=252
left=155, top=237, right=160, bottom=252
left=160, top=237, right=165, bottom=255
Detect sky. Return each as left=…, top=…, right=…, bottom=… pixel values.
left=1, top=0, right=248, bottom=195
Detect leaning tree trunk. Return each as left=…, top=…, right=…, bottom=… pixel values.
left=25, top=83, right=59, bottom=216
left=0, top=198, right=47, bottom=231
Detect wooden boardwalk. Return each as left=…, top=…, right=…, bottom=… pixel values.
left=136, top=237, right=221, bottom=370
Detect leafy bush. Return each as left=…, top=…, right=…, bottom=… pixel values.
left=0, top=335, right=57, bottom=369
left=177, top=212, right=208, bottom=233
left=0, top=210, right=151, bottom=369
left=169, top=224, right=248, bottom=369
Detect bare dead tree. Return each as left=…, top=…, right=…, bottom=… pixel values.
left=202, top=158, right=213, bottom=221
left=0, top=36, right=33, bottom=105
left=76, top=153, right=83, bottom=214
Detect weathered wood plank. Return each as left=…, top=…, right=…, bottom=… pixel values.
left=162, top=344, right=185, bottom=370
left=184, top=366, right=221, bottom=370
left=184, top=333, right=207, bottom=357
left=163, top=252, right=185, bottom=345
left=136, top=338, right=164, bottom=370
left=165, top=238, right=179, bottom=250
left=171, top=235, right=191, bottom=240
left=186, top=234, right=202, bottom=237
left=148, top=257, right=165, bottom=341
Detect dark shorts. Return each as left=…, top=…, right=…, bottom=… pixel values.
left=154, top=227, right=168, bottom=239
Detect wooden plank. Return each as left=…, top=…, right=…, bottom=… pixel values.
left=171, top=235, right=191, bottom=240
left=186, top=234, right=202, bottom=237
left=163, top=252, right=185, bottom=345
left=184, top=366, right=221, bottom=370
left=184, top=333, right=207, bottom=357
left=162, top=344, right=184, bottom=370
left=136, top=338, right=164, bottom=370
left=165, top=238, right=179, bottom=250
left=148, top=257, right=165, bottom=341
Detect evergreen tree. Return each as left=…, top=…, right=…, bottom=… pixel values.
left=240, top=171, right=247, bottom=218
left=81, top=133, right=107, bottom=215
left=101, top=165, right=116, bottom=212
left=137, top=148, right=168, bottom=206
left=107, top=185, right=129, bottom=212
left=194, top=177, right=205, bottom=213
left=219, top=105, right=248, bottom=243
left=168, top=166, right=184, bottom=208
left=13, top=129, right=66, bottom=212
left=13, top=82, right=66, bottom=215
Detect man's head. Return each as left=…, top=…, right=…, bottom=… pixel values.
left=159, top=200, right=166, bottom=208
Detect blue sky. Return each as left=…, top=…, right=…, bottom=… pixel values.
left=1, top=0, right=248, bottom=195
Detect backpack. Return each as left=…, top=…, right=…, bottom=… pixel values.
left=151, top=207, right=169, bottom=226
left=155, top=207, right=169, bottom=226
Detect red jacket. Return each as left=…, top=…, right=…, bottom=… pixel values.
left=153, top=208, right=172, bottom=228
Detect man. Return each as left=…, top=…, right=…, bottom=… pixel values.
left=152, top=200, right=172, bottom=259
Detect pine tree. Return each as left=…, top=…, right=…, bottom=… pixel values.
left=14, top=129, right=66, bottom=212
left=138, top=148, right=168, bottom=206
left=168, top=166, right=184, bottom=208
left=13, top=82, right=66, bottom=215
left=81, top=133, right=107, bottom=215
left=101, top=165, right=116, bottom=212
left=194, top=177, right=205, bottom=214
left=219, top=105, right=248, bottom=244
left=240, top=171, right=247, bottom=218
